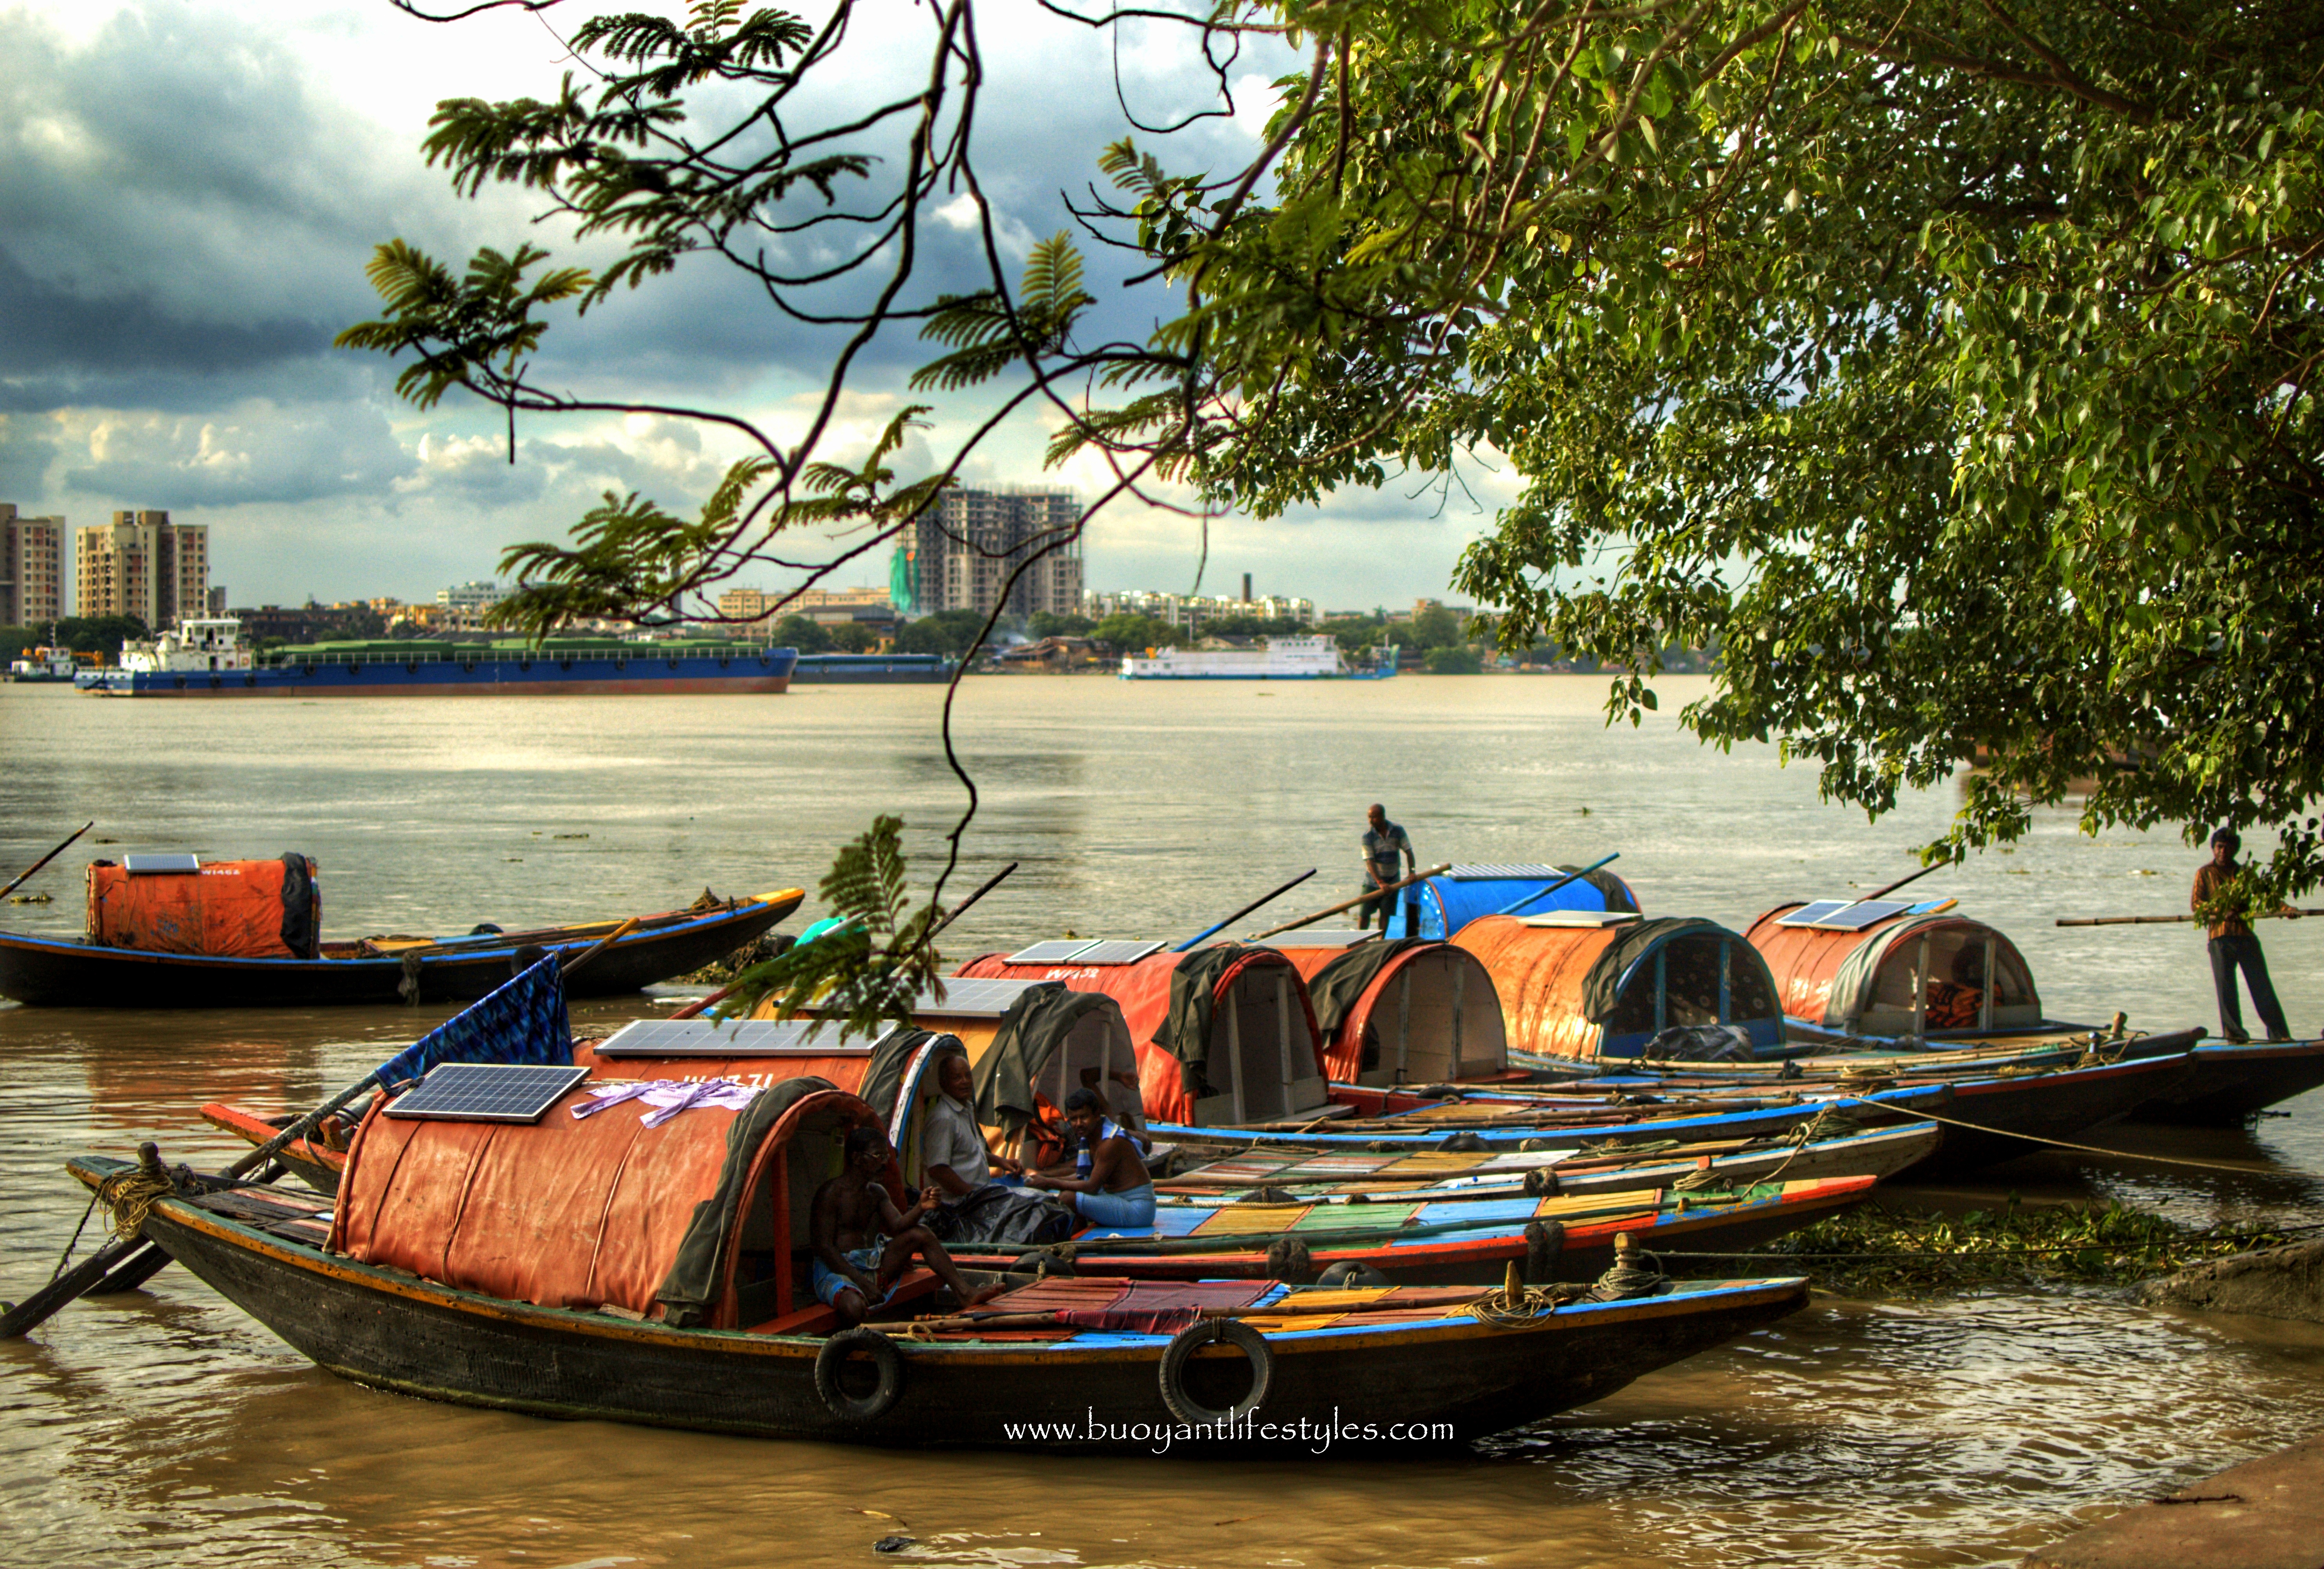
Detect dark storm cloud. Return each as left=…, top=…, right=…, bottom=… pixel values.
left=0, top=248, right=325, bottom=393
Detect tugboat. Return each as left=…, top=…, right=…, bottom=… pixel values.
left=7, top=629, right=83, bottom=683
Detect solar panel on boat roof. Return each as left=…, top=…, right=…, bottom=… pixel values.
left=912, top=977, right=1046, bottom=1016
left=1518, top=911, right=1639, bottom=928
left=384, top=1063, right=588, bottom=1122
left=1261, top=929, right=1377, bottom=949
left=596, top=1017, right=893, bottom=1056
left=1006, top=939, right=1101, bottom=964
left=1068, top=939, right=1167, bottom=965
left=122, top=853, right=201, bottom=875
left=1444, top=863, right=1569, bottom=881
left=1775, top=899, right=1913, bottom=931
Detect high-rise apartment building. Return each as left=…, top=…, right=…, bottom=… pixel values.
left=0, top=504, right=67, bottom=627
left=74, top=510, right=206, bottom=630
left=907, top=488, right=1083, bottom=618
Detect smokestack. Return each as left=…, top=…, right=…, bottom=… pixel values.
left=1242, top=572, right=1252, bottom=604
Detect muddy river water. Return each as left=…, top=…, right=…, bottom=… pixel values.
left=3, top=675, right=2320, bottom=1568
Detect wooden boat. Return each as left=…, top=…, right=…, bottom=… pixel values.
left=1159, top=1122, right=1942, bottom=1201
left=0, top=888, right=803, bottom=1007
left=1741, top=899, right=2313, bottom=1120
left=67, top=1080, right=1810, bottom=1448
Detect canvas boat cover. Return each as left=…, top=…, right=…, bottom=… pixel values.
left=958, top=944, right=1326, bottom=1124
left=1580, top=918, right=1732, bottom=1021
left=1299, top=937, right=1428, bottom=1046
left=87, top=852, right=321, bottom=958
left=970, top=983, right=1129, bottom=1139
left=331, top=1072, right=867, bottom=1327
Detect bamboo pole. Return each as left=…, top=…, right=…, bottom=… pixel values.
left=1242, top=864, right=1453, bottom=942
left=1173, top=868, right=1317, bottom=952
left=2, top=821, right=92, bottom=901
left=2057, top=909, right=2324, bottom=927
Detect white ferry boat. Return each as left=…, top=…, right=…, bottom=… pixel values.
left=1119, top=634, right=1398, bottom=680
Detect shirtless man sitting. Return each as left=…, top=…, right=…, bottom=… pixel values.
left=1024, top=1089, right=1157, bottom=1228
left=808, top=1124, right=1000, bottom=1326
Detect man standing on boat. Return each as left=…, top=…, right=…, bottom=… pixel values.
left=1358, top=803, right=1417, bottom=930
left=2193, top=828, right=2297, bottom=1044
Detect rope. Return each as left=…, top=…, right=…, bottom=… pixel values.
left=1838, top=1097, right=2324, bottom=1179
left=93, top=1164, right=175, bottom=1241
left=1582, top=1240, right=1668, bottom=1302
left=49, top=1191, right=101, bottom=1283
left=1457, top=1279, right=1583, bottom=1328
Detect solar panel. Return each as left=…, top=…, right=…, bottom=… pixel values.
left=1444, top=863, right=1569, bottom=881
left=596, top=1017, right=894, bottom=1056
left=123, top=853, right=201, bottom=875
left=1518, top=911, right=1639, bottom=928
left=1774, top=899, right=1913, bottom=931
left=384, top=1063, right=588, bottom=1122
left=1261, top=929, right=1378, bottom=949
left=1068, top=939, right=1167, bottom=965
left=910, top=976, right=1048, bottom=1017
left=1007, top=939, right=1100, bottom=964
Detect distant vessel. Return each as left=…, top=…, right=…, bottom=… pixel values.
left=789, top=652, right=956, bottom=684
left=1119, top=634, right=1398, bottom=680
left=74, top=618, right=798, bottom=697
left=7, top=631, right=81, bottom=683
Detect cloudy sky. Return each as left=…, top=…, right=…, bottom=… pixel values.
left=0, top=0, right=1511, bottom=614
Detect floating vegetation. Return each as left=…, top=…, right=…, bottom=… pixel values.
left=1751, top=1200, right=2308, bottom=1298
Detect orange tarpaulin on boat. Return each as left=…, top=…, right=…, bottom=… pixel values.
left=86, top=855, right=320, bottom=958
left=1271, top=940, right=1509, bottom=1084
left=955, top=947, right=1327, bottom=1125
left=329, top=1075, right=893, bottom=1325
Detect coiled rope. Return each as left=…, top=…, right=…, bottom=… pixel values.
left=94, top=1157, right=174, bottom=1241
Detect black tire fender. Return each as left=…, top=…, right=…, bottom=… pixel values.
left=1157, top=1318, right=1273, bottom=1428
left=814, top=1326, right=904, bottom=1421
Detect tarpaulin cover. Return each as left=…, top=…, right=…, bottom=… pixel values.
left=1452, top=916, right=1630, bottom=1059
left=331, top=1071, right=859, bottom=1327
left=1580, top=918, right=1732, bottom=1022
left=971, top=983, right=1131, bottom=1138
left=86, top=852, right=321, bottom=958
left=1390, top=866, right=1638, bottom=940
left=375, top=955, right=571, bottom=1086
left=1292, top=938, right=1425, bottom=1055
left=958, top=946, right=1327, bottom=1124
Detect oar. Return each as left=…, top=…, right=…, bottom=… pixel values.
left=2, top=821, right=92, bottom=901
left=1242, top=864, right=1453, bottom=941
left=4, top=953, right=591, bottom=1338
left=1172, top=869, right=1317, bottom=952
left=1491, top=853, right=1621, bottom=918
left=2058, top=908, right=2324, bottom=927
left=1859, top=853, right=1959, bottom=904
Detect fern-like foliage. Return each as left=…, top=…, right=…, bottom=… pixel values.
left=912, top=234, right=1094, bottom=393
left=335, top=241, right=591, bottom=411
left=721, top=816, right=946, bottom=1043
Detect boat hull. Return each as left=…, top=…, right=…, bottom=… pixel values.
left=0, top=895, right=799, bottom=1007
left=110, top=1174, right=1807, bottom=1449
left=2135, top=1039, right=2324, bottom=1124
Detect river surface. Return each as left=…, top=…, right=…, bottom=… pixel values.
left=3, top=675, right=2320, bottom=1569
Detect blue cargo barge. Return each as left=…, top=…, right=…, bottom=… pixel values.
left=75, top=619, right=798, bottom=697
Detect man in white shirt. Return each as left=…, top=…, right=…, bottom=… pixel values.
left=920, top=1051, right=1022, bottom=1199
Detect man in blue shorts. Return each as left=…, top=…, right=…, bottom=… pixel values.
left=808, top=1124, right=999, bottom=1324
left=1025, top=1089, right=1156, bottom=1228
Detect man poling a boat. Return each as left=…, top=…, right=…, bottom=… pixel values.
left=1358, top=804, right=1417, bottom=930
left=1024, top=1089, right=1157, bottom=1228
left=2194, top=829, right=2299, bottom=1045
left=809, top=1125, right=1001, bottom=1327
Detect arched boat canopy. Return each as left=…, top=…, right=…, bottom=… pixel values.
left=1386, top=862, right=1640, bottom=940
left=574, top=1022, right=966, bottom=1194
left=956, top=944, right=1328, bottom=1126
left=1453, top=914, right=1784, bottom=1061
left=331, top=1074, right=892, bottom=1330
left=1745, top=903, right=2042, bottom=1035
left=1265, top=933, right=1510, bottom=1084
left=966, top=982, right=1139, bottom=1150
